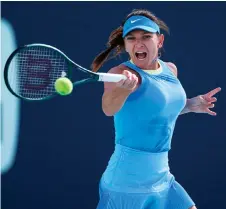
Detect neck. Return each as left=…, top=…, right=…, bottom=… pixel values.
left=130, top=59, right=160, bottom=71
left=144, top=60, right=159, bottom=70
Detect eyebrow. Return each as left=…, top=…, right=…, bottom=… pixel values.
left=143, top=32, right=153, bottom=34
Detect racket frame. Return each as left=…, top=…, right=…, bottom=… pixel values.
left=4, top=43, right=100, bottom=101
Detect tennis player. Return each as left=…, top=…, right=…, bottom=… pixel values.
left=92, top=9, right=221, bottom=209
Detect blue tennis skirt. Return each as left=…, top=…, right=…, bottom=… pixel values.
left=96, top=144, right=195, bottom=209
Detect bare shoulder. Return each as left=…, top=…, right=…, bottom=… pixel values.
left=165, top=62, right=178, bottom=77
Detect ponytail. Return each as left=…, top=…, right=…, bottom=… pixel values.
left=91, top=26, right=124, bottom=72
left=91, top=9, right=170, bottom=72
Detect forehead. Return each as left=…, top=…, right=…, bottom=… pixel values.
left=127, top=30, right=153, bottom=36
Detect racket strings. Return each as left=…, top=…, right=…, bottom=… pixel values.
left=7, top=46, right=69, bottom=100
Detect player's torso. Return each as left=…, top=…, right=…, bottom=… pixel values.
left=114, top=60, right=186, bottom=152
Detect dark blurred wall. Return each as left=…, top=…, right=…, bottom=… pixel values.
left=1, top=2, right=226, bottom=209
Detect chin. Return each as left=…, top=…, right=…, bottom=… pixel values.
left=133, top=59, right=149, bottom=69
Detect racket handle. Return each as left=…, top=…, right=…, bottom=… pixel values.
left=97, top=73, right=127, bottom=82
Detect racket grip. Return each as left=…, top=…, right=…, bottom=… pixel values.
left=97, top=73, right=127, bottom=82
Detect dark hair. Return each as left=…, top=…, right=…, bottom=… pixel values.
left=91, top=9, right=170, bottom=72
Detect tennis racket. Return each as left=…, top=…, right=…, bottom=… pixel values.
left=4, top=43, right=126, bottom=101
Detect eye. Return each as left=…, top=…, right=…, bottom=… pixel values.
left=143, top=35, right=152, bottom=40
left=126, top=36, right=135, bottom=40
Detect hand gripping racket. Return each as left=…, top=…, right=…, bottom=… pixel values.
left=4, top=43, right=126, bottom=101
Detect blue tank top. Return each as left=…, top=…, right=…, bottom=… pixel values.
left=114, top=59, right=187, bottom=152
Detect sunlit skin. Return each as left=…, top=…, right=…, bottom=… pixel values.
left=124, top=30, right=164, bottom=70
left=184, top=87, right=221, bottom=116
left=101, top=17, right=221, bottom=209
left=110, top=29, right=221, bottom=116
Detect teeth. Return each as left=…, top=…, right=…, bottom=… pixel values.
left=135, top=52, right=147, bottom=61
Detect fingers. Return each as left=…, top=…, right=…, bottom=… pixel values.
left=200, top=97, right=215, bottom=106
left=202, top=101, right=218, bottom=116
left=205, top=103, right=217, bottom=116
left=208, top=103, right=218, bottom=116
left=207, top=103, right=215, bottom=108
left=201, top=88, right=219, bottom=111
left=116, top=70, right=138, bottom=90
left=210, top=97, right=217, bottom=102
left=203, top=96, right=217, bottom=103
left=198, top=96, right=213, bottom=106
left=194, top=95, right=218, bottom=116
left=206, top=108, right=217, bottom=116
left=206, top=87, right=221, bottom=97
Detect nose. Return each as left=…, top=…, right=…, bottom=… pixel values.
left=135, top=38, right=144, bottom=48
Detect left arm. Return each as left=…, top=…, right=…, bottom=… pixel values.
left=166, top=62, right=221, bottom=116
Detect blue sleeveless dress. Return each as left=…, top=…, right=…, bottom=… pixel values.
left=97, top=60, right=195, bottom=209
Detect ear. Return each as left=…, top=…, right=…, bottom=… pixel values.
left=158, top=34, right=164, bottom=49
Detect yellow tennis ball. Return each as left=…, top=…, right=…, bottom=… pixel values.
left=54, top=77, right=73, bottom=96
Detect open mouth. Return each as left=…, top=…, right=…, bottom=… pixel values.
left=135, top=52, right=147, bottom=60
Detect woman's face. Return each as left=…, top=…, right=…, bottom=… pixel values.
left=124, top=30, right=164, bottom=69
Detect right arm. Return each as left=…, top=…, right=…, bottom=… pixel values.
left=102, top=66, right=139, bottom=116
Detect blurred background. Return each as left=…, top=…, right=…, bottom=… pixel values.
left=1, top=2, right=226, bottom=209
